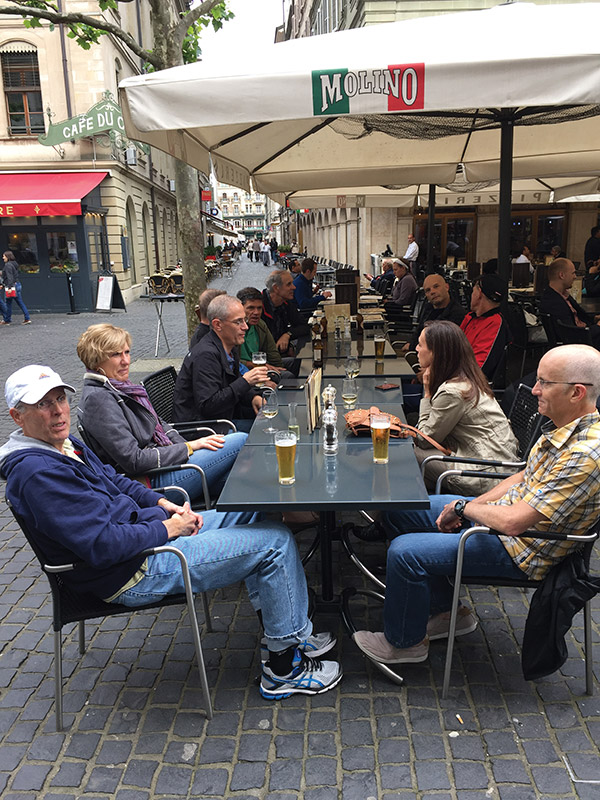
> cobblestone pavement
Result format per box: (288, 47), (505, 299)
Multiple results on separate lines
(0, 254), (599, 799)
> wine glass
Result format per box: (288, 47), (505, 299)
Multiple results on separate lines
(345, 356), (360, 379)
(261, 388), (279, 434)
(342, 378), (358, 408)
(252, 351), (267, 388)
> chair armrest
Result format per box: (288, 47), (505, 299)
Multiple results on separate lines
(460, 524), (598, 545)
(144, 463), (211, 508)
(421, 453), (525, 476)
(149, 484), (191, 506)
(173, 419), (237, 435)
(433, 469), (517, 494)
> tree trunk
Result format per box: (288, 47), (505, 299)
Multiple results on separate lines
(175, 159), (207, 337)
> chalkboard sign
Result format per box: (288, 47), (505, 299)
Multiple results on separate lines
(95, 274), (126, 312)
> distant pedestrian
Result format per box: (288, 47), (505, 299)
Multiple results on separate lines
(261, 240), (270, 266)
(252, 239), (261, 262)
(1, 251), (30, 325)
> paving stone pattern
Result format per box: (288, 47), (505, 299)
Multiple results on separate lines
(0, 254), (599, 798)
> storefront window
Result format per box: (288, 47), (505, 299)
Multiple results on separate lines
(46, 232), (80, 273)
(414, 213), (475, 265)
(510, 211), (566, 259)
(6, 231), (39, 274)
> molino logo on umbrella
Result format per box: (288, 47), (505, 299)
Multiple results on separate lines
(312, 64), (425, 116)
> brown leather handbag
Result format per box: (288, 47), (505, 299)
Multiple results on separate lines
(344, 406), (451, 455)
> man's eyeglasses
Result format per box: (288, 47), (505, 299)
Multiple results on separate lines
(535, 377), (593, 388)
(35, 394), (70, 411)
(225, 317), (247, 327)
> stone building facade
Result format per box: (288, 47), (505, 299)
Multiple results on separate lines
(0, 0), (184, 312)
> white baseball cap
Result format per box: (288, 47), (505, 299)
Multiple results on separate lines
(5, 365), (75, 409)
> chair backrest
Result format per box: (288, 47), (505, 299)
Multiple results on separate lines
(147, 275), (170, 295)
(141, 366), (178, 423)
(169, 274), (184, 293)
(540, 313), (560, 347)
(504, 302), (528, 349)
(556, 319), (593, 346)
(507, 383), (543, 459)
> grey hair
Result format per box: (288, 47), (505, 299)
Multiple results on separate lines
(556, 345), (600, 402)
(266, 269), (288, 293)
(392, 258), (408, 269)
(207, 294), (242, 324)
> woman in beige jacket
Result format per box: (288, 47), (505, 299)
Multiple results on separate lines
(415, 320), (518, 495)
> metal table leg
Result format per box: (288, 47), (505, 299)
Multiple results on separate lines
(153, 299), (170, 357)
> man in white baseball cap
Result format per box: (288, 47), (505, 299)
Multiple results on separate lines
(5, 364), (75, 410)
(0, 365), (341, 700)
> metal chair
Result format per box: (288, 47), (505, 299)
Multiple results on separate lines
(505, 302), (548, 379)
(169, 273), (184, 293)
(540, 313), (561, 347)
(556, 319), (594, 346)
(141, 366), (237, 435)
(441, 520), (599, 698)
(147, 274), (171, 295)
(9, 501), (213, 730)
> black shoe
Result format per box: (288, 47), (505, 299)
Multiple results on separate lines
(346, 521), (387, 542)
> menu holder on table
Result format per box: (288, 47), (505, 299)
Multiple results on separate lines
(324, 303), (351, 328)
(305, 368), (322, 433)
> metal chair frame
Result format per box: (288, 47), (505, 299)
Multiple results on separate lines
(442, 523), (599, 698)
(9, 502), (213, 730)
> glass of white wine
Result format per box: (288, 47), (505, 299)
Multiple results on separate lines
(252, 351), (267, 388)
(342, 378), (358, 408)
(261, 387), (279, 434)
(345, 356), (360, 379)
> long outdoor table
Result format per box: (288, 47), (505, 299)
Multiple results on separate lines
(295, 337), (396, 360)
(246, 402), (406, 446)
(217, 437), (429, 605)
(298, 355), (414, 379)
(276, 376), (404, 406)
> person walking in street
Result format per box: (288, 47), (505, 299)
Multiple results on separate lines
(1, 251), (30, 325)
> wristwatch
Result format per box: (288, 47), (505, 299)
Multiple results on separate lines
(454, 499), (468, 521)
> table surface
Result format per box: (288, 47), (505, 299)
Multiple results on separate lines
(298, 355), (413, 379)
(246, 402), (406, 446)
(275, 376), (404, 406)
(217, 438), (429, 512)
(296, 337), (395, 360)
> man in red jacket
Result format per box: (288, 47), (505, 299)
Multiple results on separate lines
(460, 273), (511, 380)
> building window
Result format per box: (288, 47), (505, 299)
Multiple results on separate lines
(223, 205), (228, 214)
(221, 192), (227, 199)
(245, 204), (251, 212)
(1, 50), (44, 135)
(234, 205), (239, 214)
(233, 192), (239, 201)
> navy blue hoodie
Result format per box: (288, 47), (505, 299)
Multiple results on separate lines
(0, 433), (168, 599)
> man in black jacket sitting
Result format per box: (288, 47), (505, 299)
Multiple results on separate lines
(261, 270), (310, 357)
(173, 295), (269, 432)
(540, 258), (600, 349)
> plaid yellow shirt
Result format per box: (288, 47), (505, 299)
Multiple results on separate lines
(496, 411), (600, 580)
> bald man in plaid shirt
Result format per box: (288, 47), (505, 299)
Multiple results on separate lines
(353, 344), (600, 667)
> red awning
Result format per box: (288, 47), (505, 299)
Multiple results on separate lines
(0, 171), (108, 218)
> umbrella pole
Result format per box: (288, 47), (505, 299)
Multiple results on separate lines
(498, 116), (514, 283)
(427, 184), (436, 273)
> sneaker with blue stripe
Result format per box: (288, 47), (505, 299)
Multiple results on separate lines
(260, 632), (336, 662)
(260, 650), (342, 699)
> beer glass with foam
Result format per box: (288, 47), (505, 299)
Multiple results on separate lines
(370, 413), (390, 464)
(275, 430), (297, 485)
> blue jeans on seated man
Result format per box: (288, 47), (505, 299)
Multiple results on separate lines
(151, 431), (247, 501)
(381, 495), (525, 649)
(113, 510), (312, 652)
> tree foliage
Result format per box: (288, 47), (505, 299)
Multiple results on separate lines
(0, 0), (233, 332)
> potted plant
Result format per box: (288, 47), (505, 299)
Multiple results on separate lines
(204, 245), (217, 261)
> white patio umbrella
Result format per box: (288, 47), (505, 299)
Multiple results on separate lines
(281, 176), (597, 210)
(119, 2), (600, 270)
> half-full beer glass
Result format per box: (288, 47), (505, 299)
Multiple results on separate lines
(374, 334), (386, 363)
(275, 430), (297, 484)
(370, 413), (390, 464)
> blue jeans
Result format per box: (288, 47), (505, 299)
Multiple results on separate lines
(150, 432), (247, 501)
(5, 282), (30, 323)
(113, 510), (312, 650)
(382, 495), (524, 648)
